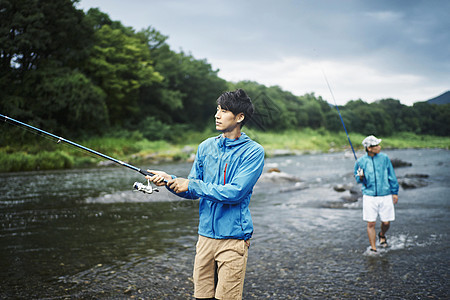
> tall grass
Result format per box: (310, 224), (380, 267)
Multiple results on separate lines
(380, 132), (450, 149)
(0, 151), (74, 172)
(0, 129), (448, 172)
(247, 129), (449, 153)
(246, 129), (366, 153)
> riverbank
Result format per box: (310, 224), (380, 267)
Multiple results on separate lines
(0, 129), (449, 172)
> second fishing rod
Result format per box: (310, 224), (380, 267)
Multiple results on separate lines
(321, 70), (366, 185)
(1, 113), (164, 194)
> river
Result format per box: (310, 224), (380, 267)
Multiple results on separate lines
(0, 149), (448, 299)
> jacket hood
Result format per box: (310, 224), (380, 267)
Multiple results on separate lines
(215, 132), (251, 148)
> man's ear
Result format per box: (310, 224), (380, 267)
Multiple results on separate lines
(236, 113), (245, 123)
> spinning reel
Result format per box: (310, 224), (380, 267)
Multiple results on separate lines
(133, 179), (159, 194)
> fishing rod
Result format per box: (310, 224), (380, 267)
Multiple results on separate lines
(1, 113), (159, 194)
(321, 70), (358, 160)
(321, 71), (366, 182)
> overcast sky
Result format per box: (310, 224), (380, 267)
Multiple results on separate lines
(77, 0), (449, 106)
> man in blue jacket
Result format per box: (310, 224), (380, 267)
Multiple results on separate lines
(354, 135), (399, 253)
(147, 89), (265, 299)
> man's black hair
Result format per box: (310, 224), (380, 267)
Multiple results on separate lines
(217, 89), (254, 127)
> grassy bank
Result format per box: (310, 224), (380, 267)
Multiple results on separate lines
(249, 129), (450, 154)
(0, 129), (449, 172)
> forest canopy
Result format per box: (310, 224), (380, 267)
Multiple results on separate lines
(1, 0), (449, 142)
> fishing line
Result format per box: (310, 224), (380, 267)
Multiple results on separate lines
(321, 69), (358, 161)
(312, 48), (358, 160)
(1, 113), (163, 194)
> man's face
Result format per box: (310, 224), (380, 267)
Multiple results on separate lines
(368, 144), (381, 155)
(215, 105), (243, 132)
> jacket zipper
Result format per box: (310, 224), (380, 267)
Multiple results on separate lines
(224, 163), (228, 185)
(371, 156), (378, 196)
(212, 142), (226, 237)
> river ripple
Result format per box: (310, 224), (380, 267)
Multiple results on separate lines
(0, 149), (448, 299)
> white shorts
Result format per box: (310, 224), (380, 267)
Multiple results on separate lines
(363, 194), (395, 222)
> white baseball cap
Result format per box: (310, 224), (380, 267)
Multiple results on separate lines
(362, 135), (382, 148)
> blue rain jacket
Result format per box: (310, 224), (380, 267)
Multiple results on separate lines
(354, 152), (399, 196)
(169, 133), (264, 240)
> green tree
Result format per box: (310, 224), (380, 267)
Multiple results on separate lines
(0, 0), (100, 137)
(303, 100), (324, 129)
(145, 30), (227, 128)
(20, 66), (108, 136)
(263, 85), (298, 129)
(136, 28), (186, 125)
(434, 104), (450, 136)
(413, 102), (450, 136)
(228, 81), (287, 130)
(324, 110), (343, 132)
(342, 100), (369, 134)
(0, 0), (92, 75)
(82, 22), (163, 125)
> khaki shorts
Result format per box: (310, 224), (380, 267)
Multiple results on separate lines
(193, 235), (250, 300)
(363, 194), (395, 222)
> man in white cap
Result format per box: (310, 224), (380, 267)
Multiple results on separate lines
(354, 135), (399, 253)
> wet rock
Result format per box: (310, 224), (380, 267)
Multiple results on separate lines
(405, 173), (429, 178)
(258, 170), (302, 183)
(333, 184), (361, 196)
(340, 186), (362, 202)
(279, 182), (308, 193)
(341, 195), (359, 203)
(322, 201), (346, 208)
(257, 168), (305, 192)
(349, 186), (361, 195)
(397, 173), (429, 189)
(334, 184), (346, 192)
(331, 184), (362, 203)
(398, 177), (428, 189)
(391, 158), (412, 168)
(334, 184), (353, 192)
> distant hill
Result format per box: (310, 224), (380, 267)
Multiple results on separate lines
(427, 91), (450, 105)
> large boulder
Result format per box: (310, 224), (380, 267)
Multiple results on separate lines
(391, 158), (412, 168)
(333, 184), (362, 203)
(398, 174), (429, 189)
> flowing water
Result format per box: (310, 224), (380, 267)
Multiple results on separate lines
(0, 149), (449, 299)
